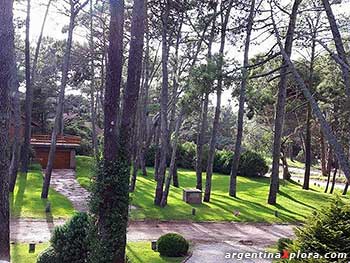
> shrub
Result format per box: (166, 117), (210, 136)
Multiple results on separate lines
(277, 237), (293, 253)
(37, 247), (58, 263)
(238, 150), (268, 177)
(289, 197), (350, 262)
(51, 212), (91, 263)
(213, 150), (233, 174)
(157, 233), (189, 257)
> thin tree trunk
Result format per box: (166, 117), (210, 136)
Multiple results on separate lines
(41, 1), (85, 198)
(21, 0), (32, 173)
(90, 0), (99, 159)
(0, 0), (14, 259)
(268, 0), (302, 205)
(330, 161), (338, 194)
(343, 182), (348, 195)
(281, 146), (291, 180)
(229, 0), (255, 197)
(195, 92), (209, 190)
(303, 103), (312, 190)
(320, 128), (327, 176)
(204, 0), (233, 202)
(9, 51), (21, 193)
(154, 0), (170, 206)
(173, 162), (179, 187)
(160, 109), (184, 207)
(321, 0), (350, 97)
(154, 124), (161, 180)
(272, 10), (350, 184)
(324, 147), (332, 193)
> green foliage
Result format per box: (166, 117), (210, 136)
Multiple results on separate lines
(157, 233), (189, 257)
(89, 159), (130, 263)
(36, 247), (58, 263)
(51, 213), (91, 263)
(277, 237), (293, 253)
(290, 197), (350, 262)
(238, 150), (269, 177)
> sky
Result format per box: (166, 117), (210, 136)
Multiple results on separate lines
(14, 0), (350, 107)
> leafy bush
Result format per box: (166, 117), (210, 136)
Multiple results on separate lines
(51, 212), (91, 263)
(37, 247), (58, 263)
(238, 150), (268, 177)
(213, 150), (233, 174)
(277, 237), (293, 253)
(157, 233), (189, 257)
(289, 197), (350, 262)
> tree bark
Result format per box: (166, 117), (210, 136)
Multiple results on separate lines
(154, 0), (170, 206)
(281, 144), (291, 180)
(9, 48), (21, 193)
(324, 147), (332, 193)
(268, 0), (302, 205)
(229, 0), (255, 197)
(195, 92), (209, 190)
(0, 0), (14, 259)
(321, 0), (350, 97)
(204, 0), (233, 202)
(21, 0), (32, 174)
(272, 10), (350, 185)
(90, 0), (99, 160)
(303, 103), (312, 190)
(330, 160), (338, 194)
(41, 1), (86, 199)
(160, 109), (184, 207)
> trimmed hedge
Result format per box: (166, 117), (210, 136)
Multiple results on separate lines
(145, 142), (268, 177)
(37, 247), (58, 263)
(157, 233), (189, 257)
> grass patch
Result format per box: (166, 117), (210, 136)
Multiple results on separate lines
(127, 242), (185, 263)
(76, 156), (348, 223)
(11, 242), (183, 263)
(10, 164), (75, 219)
(76, 155), (95, 190)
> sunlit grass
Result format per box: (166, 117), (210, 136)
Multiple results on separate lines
(10, 164), (75, 219)
(76, 156), (348, 223)
(11, 242), (184, 263)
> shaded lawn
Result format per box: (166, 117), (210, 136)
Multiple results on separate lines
(76, 156), (348, 223)
(11, 242), (183, 263)
(10, 164), (75, 219)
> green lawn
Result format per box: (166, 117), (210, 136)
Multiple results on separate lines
(76, 156), (347, 223)
(11, 242), (184, 263)
(10, 164), (75, 219)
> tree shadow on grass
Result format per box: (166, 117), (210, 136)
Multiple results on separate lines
(278, 190), (317, 210)
(12, 172), (28, 218)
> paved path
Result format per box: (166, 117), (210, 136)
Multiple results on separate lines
(50, 169), (89, 212)
(10, 219), (295, 262)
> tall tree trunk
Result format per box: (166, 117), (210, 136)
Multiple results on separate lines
(21, 0), (32, 173)
(195, 92), (209, 190)
(320, 128), (327, 176)
(204, 0), (233, 202)
(272, 11), (350, 185)
(268, 0), (302, 205)
(303, 103), (312, 190)
(330, 160), (338, 194)
(41, 1), (85, 198)
(343, 182), (348, 195)
(229, 0), (255, 197)
(90, 0), (99, 159)
(324, 147), (332, 193)
(281, 145), (291, 180)
(160, 109), (184, 207)
(154, 0), (170, 206)
(321, 0), (350, 97)
(154, 124), (161, 180)
(0, 0), (14, 259)
(9, 50), (21, 193)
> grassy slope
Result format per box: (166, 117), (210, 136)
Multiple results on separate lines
(11, 242), (183, 263)
(10, 164), (75, 219)
(76, 156), (347, 223)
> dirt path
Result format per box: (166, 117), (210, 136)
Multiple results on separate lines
(10, 218), (295, 244)
(50, 169), (89, 212)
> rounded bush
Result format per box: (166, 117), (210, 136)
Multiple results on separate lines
(157, 233), (189, 257)
(277, 237), (293, 253)
(51, 212), (91, 263)
(238, 150), (268, 177)
(37, 247), (58, 263)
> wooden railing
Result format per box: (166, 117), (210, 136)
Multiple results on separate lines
(31, 134), (81, 145)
